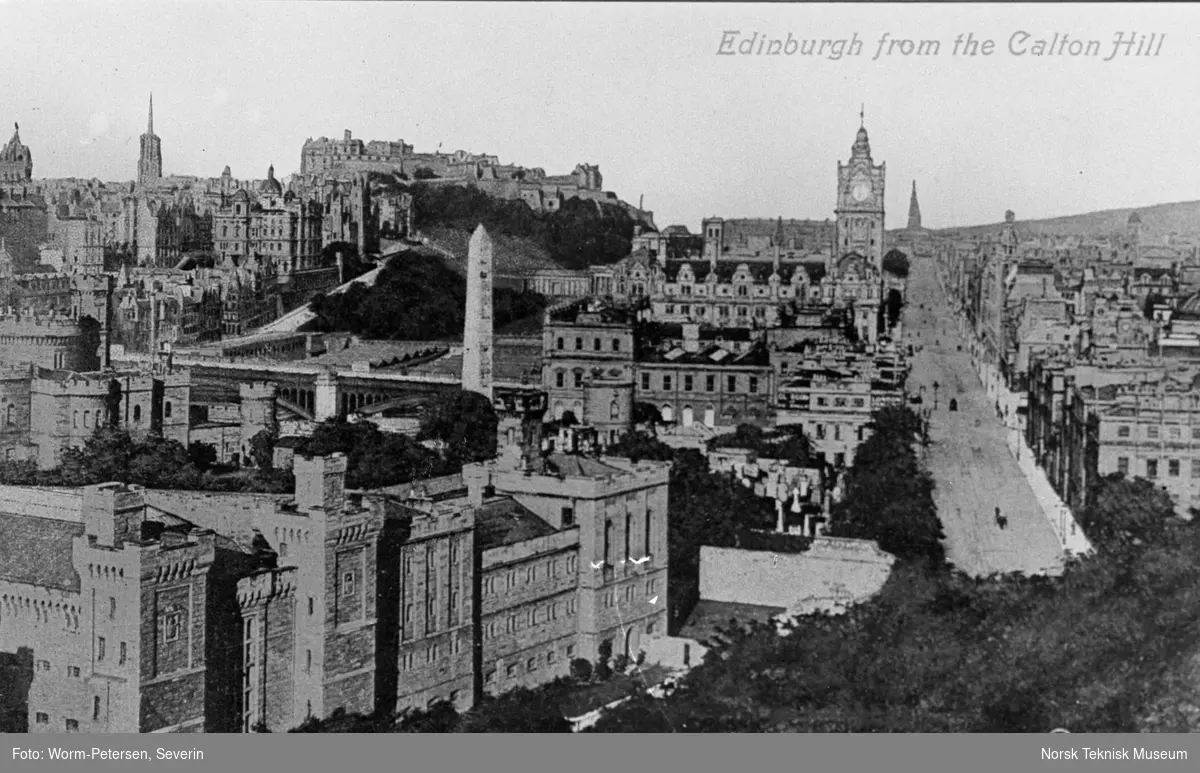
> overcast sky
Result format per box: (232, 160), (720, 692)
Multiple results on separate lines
(1, 1), (1195, 231)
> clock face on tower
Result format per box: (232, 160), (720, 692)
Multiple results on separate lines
(850, 179), (872, 203)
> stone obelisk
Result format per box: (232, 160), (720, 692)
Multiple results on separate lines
(461, 224), (494, 399)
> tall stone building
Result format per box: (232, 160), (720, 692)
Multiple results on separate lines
(835, 115), (886, 272)
(907, 180), (922, 231)
(0, 123), (32, 184)
(461, 225), (494, 400)
(137, 95), (162, 187)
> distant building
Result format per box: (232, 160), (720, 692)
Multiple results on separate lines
(0, 123), (32, 184)
(137, 96), (162, 187)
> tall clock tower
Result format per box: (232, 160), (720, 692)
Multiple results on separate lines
(835, 116), (886, 271)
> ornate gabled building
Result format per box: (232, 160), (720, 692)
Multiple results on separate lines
(211, 167), (323, 274)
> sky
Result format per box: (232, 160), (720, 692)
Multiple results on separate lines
(0, 1), (1197, 231)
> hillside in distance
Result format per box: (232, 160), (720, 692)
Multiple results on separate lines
(420, 225), (559, 276)
(929, 199), (1200, 240)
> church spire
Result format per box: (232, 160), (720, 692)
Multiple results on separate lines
(148, 93), (154, 135)
(907, 180), (922, 230)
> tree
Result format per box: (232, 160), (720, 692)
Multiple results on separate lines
(248, 429), (277, 470)
(320, 241), (371, 282)
(707, 423), (814, 468)
(632, 402), (661, 427)
(883, 249), (910, 278)
(297, 419), (451, 489)
(570, 658), (593, 681)
(456, 686), (572, 733)
(887, 288), (905, 327)
(827, 406), (944, 566)
(187, 442), (218, 471)
(417, 389), (498, 466)
(1077, 473), (1175, 553)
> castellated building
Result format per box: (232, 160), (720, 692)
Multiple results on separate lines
(0, 363), (191, 469)
(0, 410), (671, 732)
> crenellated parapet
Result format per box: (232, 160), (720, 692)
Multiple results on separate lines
(237, 566), (298, 610)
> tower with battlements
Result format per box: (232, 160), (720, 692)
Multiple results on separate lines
(137, 95), (162, 186)
(461, 224), (494, 399)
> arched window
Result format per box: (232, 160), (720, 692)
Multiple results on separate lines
(660, 404), (674, 423)
(133, 405), (141, 423)
(554, 401), (565, 421)
(682, 406), (694, 427)
(5, 404), (13, 426)
(610, 401), (620, 420)
(83, 411), (90, 428)
(704, 405), (716, 427)
(73, 411), (79, 428)
(164, 401), (173, 418)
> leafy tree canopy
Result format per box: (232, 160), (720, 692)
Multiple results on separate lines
(295, 419), (452, 490)
(417, 389), (498, 467)
(883, 249), (910, 277)
(0, 427), (293, 493)
(307, 251), (547, 339)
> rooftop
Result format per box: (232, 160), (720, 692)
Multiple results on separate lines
(639, 341), (772, 368)
(676, 599), (787, 644)
(0, 513), (84, 592)
(474, 496), (557, 551)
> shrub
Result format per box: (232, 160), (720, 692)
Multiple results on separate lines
(569, 658), (593, 681)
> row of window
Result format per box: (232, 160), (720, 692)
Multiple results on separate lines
(556, 336), (623, 353)
(34, 641), (129, 674)
(662, 304), (769, 319)
(662, 284), (765, 297)
(602, 580), (658, 608)
(486, 644), (577, 684)
(1117, 456), (1200, 479)
(482, 555), (578, 596)
(1115, 424), (1200, 441)
(484, 598), (578, 640)
(72, 402), (167, 428)
(36, 714), (90, 731)
(640, 373), (760, 394)
(399, 636), (467, 670)
(812, 423), (866, 443)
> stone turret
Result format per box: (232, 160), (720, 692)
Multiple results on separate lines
(293, 453), (347, 513)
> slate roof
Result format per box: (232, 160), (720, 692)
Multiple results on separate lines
(0, 513), (85, 592)
(676, 599), (786, 644)
(475, 496), (557, 551)
(540, 453), (626, 479)
(640, 342), (772, 368)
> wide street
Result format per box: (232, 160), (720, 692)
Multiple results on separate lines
(900, 256), (1065, 577)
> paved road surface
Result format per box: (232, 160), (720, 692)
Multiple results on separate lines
(902, 257), (1065, 577)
